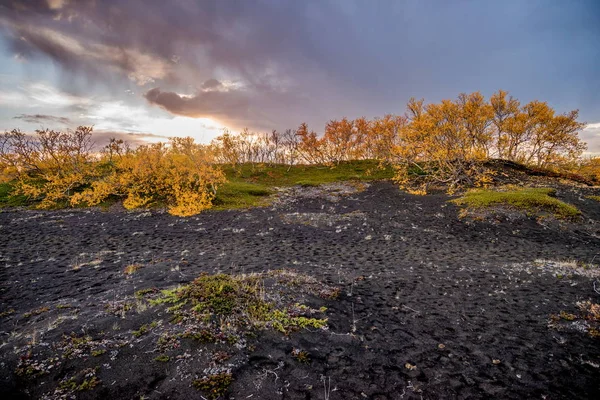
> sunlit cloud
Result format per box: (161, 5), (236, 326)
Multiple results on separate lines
(83, 100), (224, 144)
(23, 82), (90, 108)
(582, 123), (600, 155)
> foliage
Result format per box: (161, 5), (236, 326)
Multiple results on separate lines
(0, 126), (97, 208)
(192, 372), (233, 399)
(206, 90), (585, 194)
(392, 91), (586, 194)
(71, 137), (226, 216)
(1, 89), (588, 210)
(0, 130), (226, 216)
(550, 301), (600, 339)
(141, 271), (333, 348)
(124, 264), (143, 275)
(451, 186), (581, 219)
(577, 156), (600, 184)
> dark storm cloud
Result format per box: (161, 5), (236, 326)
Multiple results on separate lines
(0, 0), (599, 132)
(13, 114), (71, 125)
(143, 85), (304, 129)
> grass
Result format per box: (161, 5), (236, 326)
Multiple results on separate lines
(451, 186), (580, 219)
(587, 195), (600, 202)
(214, 160), (393, 209)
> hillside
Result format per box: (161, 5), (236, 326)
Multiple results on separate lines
(1, 174), (599, 399)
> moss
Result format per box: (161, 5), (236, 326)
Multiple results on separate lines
(192, 373), (233, 399)
(148, 288), (184, 306)
(135, 288), (158, 299)
(0, 308), (15, 318)
(587, 195), (600, 202)
(451, 186), (580, 219)
(154, 354), (170, 362)
(132, 321), (158, 337)
(269, 310), (328, 334)
(146, 272), (332, 342)
(91, 349), (106, 356)
(23, 306), (50, 318)
(58, 369), (101, 392)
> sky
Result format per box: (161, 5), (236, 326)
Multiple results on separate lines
(0, 0), (599, 152)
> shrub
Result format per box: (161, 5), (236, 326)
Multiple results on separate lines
(71, 137), (226, 216)
(0, 126), (97, 208)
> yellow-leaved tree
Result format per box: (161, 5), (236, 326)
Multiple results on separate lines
(0, 126), (98, 208)
(71, 137), (225, 216)
(391, 91), (586, 194)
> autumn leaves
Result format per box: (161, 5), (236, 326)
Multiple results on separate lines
(0, 90), (592, 215)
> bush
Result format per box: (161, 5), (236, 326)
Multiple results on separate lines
(0, 128), (226, 216)
(0, 126), (97, 208)
(72, 137), (225, 216)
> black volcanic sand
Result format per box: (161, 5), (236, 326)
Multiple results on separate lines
(1, 181), (600, 399)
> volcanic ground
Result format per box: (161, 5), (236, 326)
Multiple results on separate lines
(1, 181), (600, 399)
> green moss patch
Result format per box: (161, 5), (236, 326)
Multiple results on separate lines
(145, 271), (334, 339)
(451, 186), (580, 219)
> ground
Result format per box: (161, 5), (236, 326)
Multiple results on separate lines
(1, 180), (600, 399)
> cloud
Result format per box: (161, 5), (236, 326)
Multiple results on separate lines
(0, 0), (598, 138)
(13, 113), (71, 124)
(582, 122), (600, 155)
(202, 79), (223, 90)
(90, 130), (171, 149)
(144, 87), (250, 121)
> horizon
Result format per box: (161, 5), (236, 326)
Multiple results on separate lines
(0, 0), (599, 154)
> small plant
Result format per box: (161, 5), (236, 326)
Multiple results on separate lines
(135, 288), (158, 299)
(586, 195), (600, 202)
(559, 311), (577, 321)
(154, 354), (170, 362)
(192, 372), (233, 399)
(23, 306), (50, 318)
(550, 301), (600, 339)
(132, 321), (158, 337)
(212, 351), (231, 363)
(0, 308), (15, 318)
(91, 349), (106, 357)
(292, 348), (310, 364)
(58, 368), (101, 392)
(124, 264), (143, 275)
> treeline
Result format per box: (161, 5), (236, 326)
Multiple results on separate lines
(0, 90), (597, 215)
